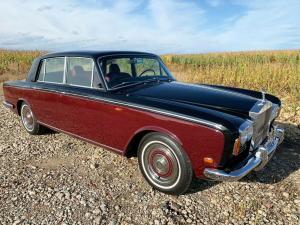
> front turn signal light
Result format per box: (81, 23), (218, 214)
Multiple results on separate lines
(203, 157), (214, 165)
(233, 138), (241, 156)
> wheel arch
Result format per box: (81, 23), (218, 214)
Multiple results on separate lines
(16, 98), (34, 116)
(124, 126), (183, 158)
(16, 99), (25, 115)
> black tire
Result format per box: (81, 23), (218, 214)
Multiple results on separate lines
(137, 132), (193, 195)
(20, 102), (43, 135)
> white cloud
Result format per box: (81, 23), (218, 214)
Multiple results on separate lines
(218, 0), (300, 51)
(0, 0), (299, 53)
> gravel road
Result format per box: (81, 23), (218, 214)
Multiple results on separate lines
(0, 93), (299, 225)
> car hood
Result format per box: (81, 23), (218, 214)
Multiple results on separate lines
(127, 81), (258, 116)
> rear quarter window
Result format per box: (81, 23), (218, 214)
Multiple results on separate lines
(36, 60), (46, 81)
(44, 57), (65, 83)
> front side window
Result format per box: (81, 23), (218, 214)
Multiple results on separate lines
(99, 55), (173, 88)
(44, 57), (65, 83)
(66, 57), (93, 87)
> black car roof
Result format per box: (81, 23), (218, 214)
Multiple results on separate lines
(39, 50), (157, 59)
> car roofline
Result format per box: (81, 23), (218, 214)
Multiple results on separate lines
(38, 51), (158, 60)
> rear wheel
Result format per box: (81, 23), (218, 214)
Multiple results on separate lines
(20, 102), (43, 135)
(138, 132), (193, 195)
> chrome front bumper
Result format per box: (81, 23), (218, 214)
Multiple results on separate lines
(204, 127), (284, 182)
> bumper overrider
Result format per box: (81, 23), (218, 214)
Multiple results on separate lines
(204, 127), (284, 181)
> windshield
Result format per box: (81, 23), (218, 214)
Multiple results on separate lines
(98, 55), (174, 89)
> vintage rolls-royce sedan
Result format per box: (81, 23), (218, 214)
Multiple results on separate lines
(3, 51), (284, 195)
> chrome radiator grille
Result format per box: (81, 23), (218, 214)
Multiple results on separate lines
(250, 101), (273, 148)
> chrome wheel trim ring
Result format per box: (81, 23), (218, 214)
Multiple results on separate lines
(141, 140), (181, 190)
(21, 104), (34, 132)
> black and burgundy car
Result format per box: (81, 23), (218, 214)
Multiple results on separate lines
(2, 51), (284, 195)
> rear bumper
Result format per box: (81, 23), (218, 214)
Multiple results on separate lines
(2, 101), (14, 110)
(204, 127), (284, 181)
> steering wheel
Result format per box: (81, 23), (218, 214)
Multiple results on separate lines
(138, 68), (156, 77)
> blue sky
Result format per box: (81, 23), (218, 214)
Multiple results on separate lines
(0, 0), (299, 54)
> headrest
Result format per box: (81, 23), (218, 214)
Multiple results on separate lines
(109, 64), (120, 73)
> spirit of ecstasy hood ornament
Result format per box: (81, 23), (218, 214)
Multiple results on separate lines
(261, 90), (266, 102)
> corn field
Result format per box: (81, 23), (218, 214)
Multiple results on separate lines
(0, 49), (299, 123)
(0, 50), (44, 82)
(161, 50), (300, 101)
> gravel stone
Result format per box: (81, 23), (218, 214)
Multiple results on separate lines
(0, 93), (299, 225)
(93, 208), (101, 215)
(282, 192), (289, 198)
(100, 203), (107, 212)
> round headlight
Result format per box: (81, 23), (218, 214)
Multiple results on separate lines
(239, 120), (253, 145)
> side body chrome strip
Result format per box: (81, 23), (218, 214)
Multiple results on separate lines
(4, 84), (226, 131)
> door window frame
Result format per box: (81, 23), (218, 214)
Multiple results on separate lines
(36, 56), (105, 90)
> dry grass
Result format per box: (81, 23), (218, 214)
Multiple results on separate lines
(0, 49), (299, 124)
(161, 50), (300, 100)
(0, 50), (44, 83)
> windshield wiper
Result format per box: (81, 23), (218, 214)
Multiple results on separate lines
(143, 77), (172, 84)
(111, 77), (172, 89)
(111, 81), (144, 89)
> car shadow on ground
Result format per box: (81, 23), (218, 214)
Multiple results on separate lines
(244, 121), (300, 184)
(186, 122), (300, 194)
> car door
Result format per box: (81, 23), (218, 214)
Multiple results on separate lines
(58, 57), (114, 146)
(32, 57), (68, 129)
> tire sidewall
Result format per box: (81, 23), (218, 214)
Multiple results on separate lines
(138, 132), (193, 195)
(20, 102), (40, 135)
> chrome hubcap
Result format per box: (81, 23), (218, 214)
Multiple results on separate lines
(151, 152), (172, 177)
(21, 105), (34, 131)
(142, 141), (180, 188)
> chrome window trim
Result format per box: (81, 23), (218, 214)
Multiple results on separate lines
(91, 61), (95, 87)
(43, 59), (46, 82)
(8, 84), (225, 131)
(35, 80), (104, 91)
(63, 57), (67, 84)
(36, 59), (46, 82)
(65, 83), (100, 90)
(96, 54), (174, 91)
(37, 56), (105, 91)
(36, 80), (66, 85)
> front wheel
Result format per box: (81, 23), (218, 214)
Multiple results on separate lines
(20, 102), (43, 135)
(138, 132), (193, 195)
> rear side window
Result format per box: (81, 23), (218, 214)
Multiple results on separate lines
(44, 57), (65, 83)
(37, 60), (46, 81)
(66, 57), (93, 87)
